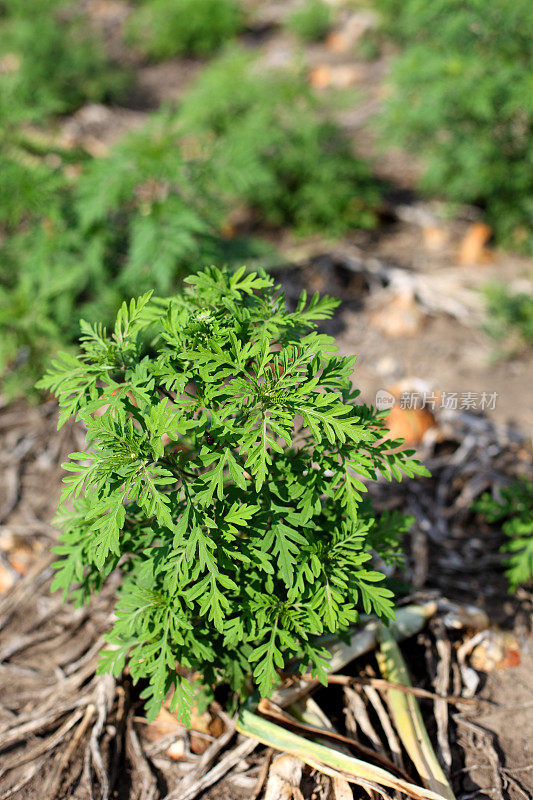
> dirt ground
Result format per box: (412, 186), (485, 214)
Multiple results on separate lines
(294, 224), (533, 434)
(1, 2), (532, 798)
(457, 650), (533, 799)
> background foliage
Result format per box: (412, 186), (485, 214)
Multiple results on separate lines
(483, 283), (533, 350)
(474, 479), (533, 591)
(177, 49), (380, 234)
(285, 0), (332, 43)
(0, 0), (130, 117)
(378, 0), (533, 253)
(126, 0), (244, 60)
(0, 41), (381, 399)
(1, 0), (531, 406)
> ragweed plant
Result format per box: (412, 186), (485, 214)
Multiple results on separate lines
(39, 267), (429, 723)
(377, 0), (533, 252)
(473, 478), (533, 591)
(177, 49), (381, 234)
(285, 0), (332, 42)
(126, 0), (244, 60)
(1, 49), (380, 399)
(483, 283), (533, 350)
(0, 0), (130, 118)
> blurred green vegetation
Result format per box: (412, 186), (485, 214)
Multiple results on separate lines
(1, 0), (532, 401)
(177, 49), (380, 234)
(285, 0), (332, 42)
(0, 0), (130, 117)
(483, 283), (533, 351)
(0, 25), (381, 398)
(473, 479), (533, 591)
(126, 0), (244, 60)
(377, 0), (533, 253)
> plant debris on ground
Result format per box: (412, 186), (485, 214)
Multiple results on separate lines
(0, 294), (531, 799)
(0, 1), (532, 798)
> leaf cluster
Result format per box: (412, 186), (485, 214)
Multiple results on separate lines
(177, 48), (381, 234)
(473, 478), (533, 591)
(285, 0), (332, 43)
(1, 50), (381, 399)
(483, 283), (533, 349)
(0, 0), (131, 398)
(40, 266), (429, 723)
(377, 0), (533, 252)
(126, 0), (244, 60)
(0, 0), (130, 119)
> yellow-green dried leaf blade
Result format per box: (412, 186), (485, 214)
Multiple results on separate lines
(376, 626), (456, 800)
(236, 708), (449, 800)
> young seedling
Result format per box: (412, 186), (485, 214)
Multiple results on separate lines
(473, 478), (533, 591)
(39, 266), (429, 723)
